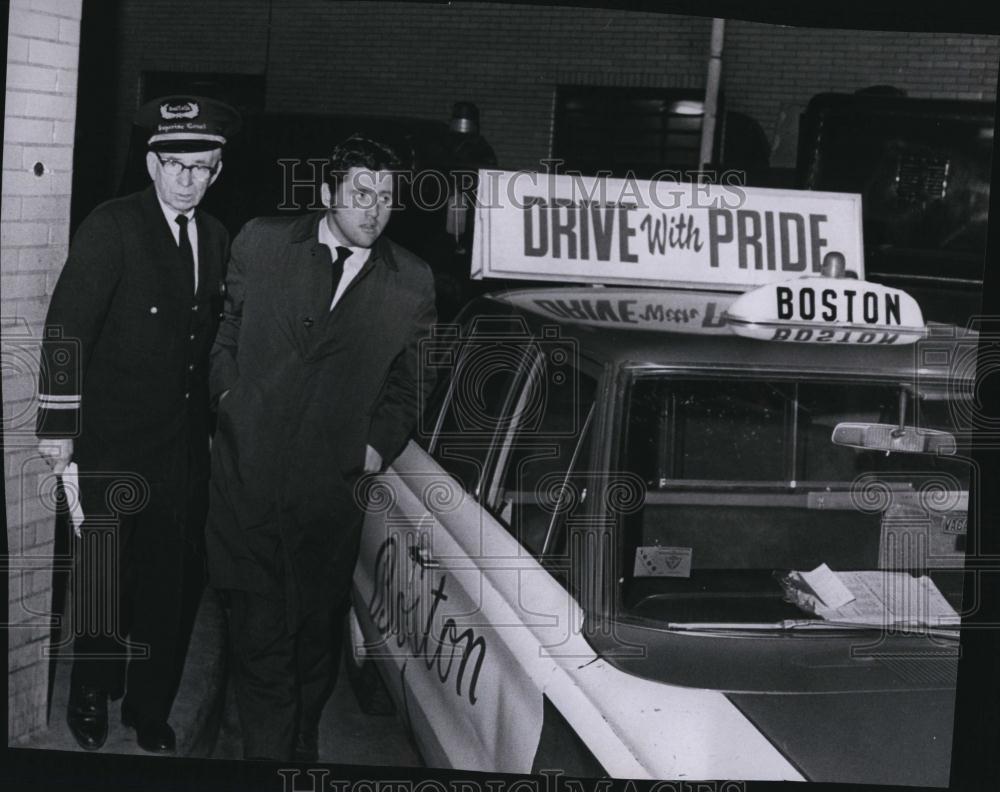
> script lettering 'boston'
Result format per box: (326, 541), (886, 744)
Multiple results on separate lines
(368, 536), (486, 705)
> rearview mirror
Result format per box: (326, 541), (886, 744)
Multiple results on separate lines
(831, 422), (957, 455)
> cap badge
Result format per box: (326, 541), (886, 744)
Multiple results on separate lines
(160, 101), (200, 120)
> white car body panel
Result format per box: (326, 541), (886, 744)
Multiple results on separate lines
(354, 443), (803, 780)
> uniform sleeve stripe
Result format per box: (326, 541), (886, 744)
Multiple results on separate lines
(38, 402), (80, 410)
(39, 395), (81, 404)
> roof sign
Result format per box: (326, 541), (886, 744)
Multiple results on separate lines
(724, 277), (926, 344)
(498, 289), (737, 334)
(472, 170), (865, 290)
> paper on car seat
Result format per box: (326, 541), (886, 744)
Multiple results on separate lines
(796, 563), (856, 609)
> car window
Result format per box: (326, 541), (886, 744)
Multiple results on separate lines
(619, 374), (970, 627)
(625, 378), (969, 486)
(429, 317), (535, 498)
(414, 328), (458, 451)
(489, 356), (598, 559)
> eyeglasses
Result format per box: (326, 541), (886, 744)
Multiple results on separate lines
(154, 153), (220, 182)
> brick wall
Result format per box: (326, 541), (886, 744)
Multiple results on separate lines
(3, 0), (82, 744)
(264, 3), (711, 169)
(105, 1), (997, 184)
(109, 0), (710, 177)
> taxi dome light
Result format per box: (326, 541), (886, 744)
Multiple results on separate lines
(820, 251), (852, 279)
(724, 276), (926, 345)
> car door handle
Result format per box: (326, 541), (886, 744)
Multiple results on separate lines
(408, 545), (440, 569)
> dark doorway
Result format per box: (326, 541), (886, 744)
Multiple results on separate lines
(69, 0), (121, 233)
(552, 86), (711, 178)
(551, 85), (770, 183)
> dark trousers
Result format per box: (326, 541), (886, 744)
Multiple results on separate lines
(227, 586), (350, 760)
(70, 472), (207, 725)
(223, 499), (363, 761)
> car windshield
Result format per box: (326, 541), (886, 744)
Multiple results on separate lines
(618, 374), (969, 631)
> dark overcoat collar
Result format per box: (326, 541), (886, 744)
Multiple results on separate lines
(289, 211), (400, 272)
(280, 211), (402, 358)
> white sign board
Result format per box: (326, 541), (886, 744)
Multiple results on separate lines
(472, 170), (865, 290)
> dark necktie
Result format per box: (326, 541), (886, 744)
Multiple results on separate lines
(175, 214), (196, 293)
(330, 245), (353, 309)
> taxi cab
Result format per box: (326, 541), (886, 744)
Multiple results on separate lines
(346, 173), (973, 785)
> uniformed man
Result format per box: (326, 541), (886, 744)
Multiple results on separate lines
(36, 95), (240, 754)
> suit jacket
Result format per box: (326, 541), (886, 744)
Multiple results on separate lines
(36, 186), (229, 509)
(206, 211), (437, 595)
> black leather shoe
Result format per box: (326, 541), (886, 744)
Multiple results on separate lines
(121, 707), (176, 754)
(293, 728), (319, 763)
(67, 685), (108, 751)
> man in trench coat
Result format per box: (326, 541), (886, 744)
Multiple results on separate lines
(36, 95), (240, 753)
(206, 134), (437, 761)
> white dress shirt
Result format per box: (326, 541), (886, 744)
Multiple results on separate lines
(156, 195), (199, 293)
(318, 214), (371, 309)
